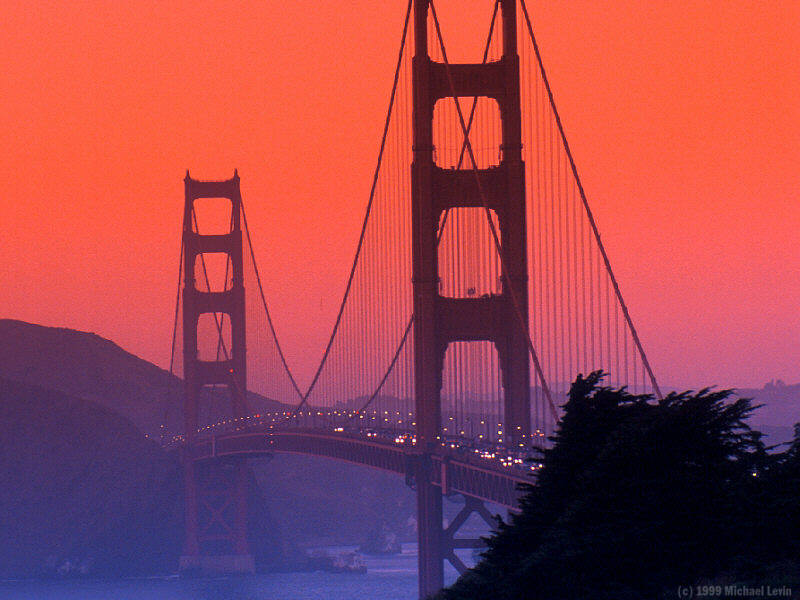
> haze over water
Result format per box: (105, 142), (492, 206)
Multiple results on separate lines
(0, 545), (464, 600)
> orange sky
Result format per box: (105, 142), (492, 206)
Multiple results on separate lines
(1, 1), (797, 389)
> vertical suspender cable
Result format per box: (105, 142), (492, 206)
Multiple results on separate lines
(288, 0), (413, 417)
(519, 0), (661, 398)
(350, 0), (500, 421)
(241, 200), (304, 400)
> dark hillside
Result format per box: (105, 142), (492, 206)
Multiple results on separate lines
(0, 377), (182, 577)
(0, 377), (291, 577)
(0, 319), (285, 437)
(253, 454), (417, 547)
(739, 380), (800, 444)
(0, 320), (419, 553)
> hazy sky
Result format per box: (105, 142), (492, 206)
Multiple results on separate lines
(1, 1), (797, 389)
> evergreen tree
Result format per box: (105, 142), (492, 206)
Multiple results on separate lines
(435, 372), (798, 600)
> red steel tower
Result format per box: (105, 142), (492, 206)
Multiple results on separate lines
(411, 0), (531, 594)
(180, 171), (254, 574)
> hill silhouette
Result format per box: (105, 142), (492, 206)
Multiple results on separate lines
(0, 319), (286, 438)
(0, 377), (182, 576)
(0, 320), (419, 554)
(0, 376), (304, 577)
(739, 380), (800, 444)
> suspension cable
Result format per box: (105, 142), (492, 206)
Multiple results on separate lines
(164, 234), (184, 442)
(168, 242), (184, 379)
(351, 316), (414, 418)
(518, 0), (662, 398)
(241, 198), (305, 400)
(287, 0), (414, 418)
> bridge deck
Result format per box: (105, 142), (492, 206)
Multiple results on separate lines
(186, 429), (534, 509)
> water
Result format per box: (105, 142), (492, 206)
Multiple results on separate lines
(0, 545), (468, 600)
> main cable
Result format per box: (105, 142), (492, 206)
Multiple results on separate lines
(164, 233), (184, 442)
(287, 0), (414, 418)
(241, 198), (305, 401)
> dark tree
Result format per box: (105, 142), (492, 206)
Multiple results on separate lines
(435, 372), (799, 600)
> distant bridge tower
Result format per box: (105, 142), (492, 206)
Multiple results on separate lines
(180, 171), (254, 574)
(411, 0), (530, 595)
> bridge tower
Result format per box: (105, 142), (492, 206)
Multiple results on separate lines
(411, 0), (530, 595)
(179, 171), (254, 574)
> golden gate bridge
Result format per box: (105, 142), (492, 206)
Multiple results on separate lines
(165, 1), (661, 597)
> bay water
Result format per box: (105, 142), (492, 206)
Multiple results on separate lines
(0, 544), (470, 600)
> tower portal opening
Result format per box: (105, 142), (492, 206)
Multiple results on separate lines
(194, 252), (233, 292)
(196, 312), (233, 363)
(437, 207), (502, 299)
(441, 340), (504, 444)
(425, 1), (504, 64)
(192, 197), (233, 235)
(433, 97), (501, 170)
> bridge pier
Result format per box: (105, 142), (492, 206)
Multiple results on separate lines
(442, 496), (495, 575)
(179, 553), (255, 576)
(179, 457), (254, 576)
(413, 453), (498, 598)
(415, 455), (445, 595)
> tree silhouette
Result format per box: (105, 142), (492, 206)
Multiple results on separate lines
(435, 372), (799, 600)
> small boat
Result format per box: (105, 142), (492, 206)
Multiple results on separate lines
(331, 552), (367, 574)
